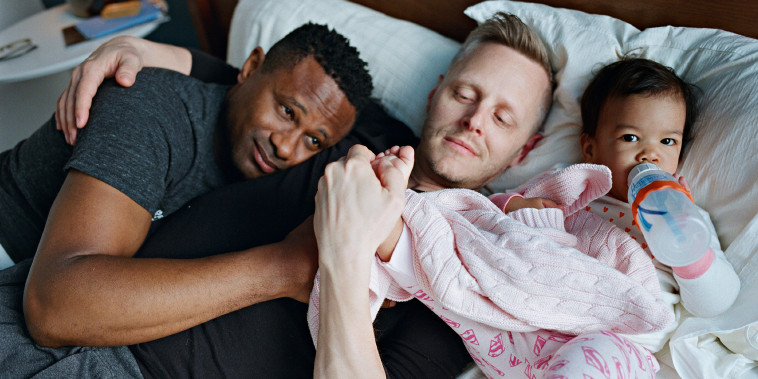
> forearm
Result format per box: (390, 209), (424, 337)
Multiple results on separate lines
(130, 36), (192, 75)
(489, 192), (522, 212)
(311, 144), (412, 377)
(314, 267), (385, 378)
(376, 218), (404, 261)
(187, 47), (240, 84)
(24, 241), (308, 347)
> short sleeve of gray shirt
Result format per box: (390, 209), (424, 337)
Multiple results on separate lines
(66, 68), (230, 218)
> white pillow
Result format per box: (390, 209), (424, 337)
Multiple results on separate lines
(228, 0), (758, 250)
(227, 0), (460, 134)
(466, 1), (758, 250)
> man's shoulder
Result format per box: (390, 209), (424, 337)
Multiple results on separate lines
(69, 68), (227, 216)
(113, 67), (227, 98)
(88, 68), (227, 135)
(79, 68), (225, 158)
(93, 68), (227, 107)
(135, 67), (203, 86)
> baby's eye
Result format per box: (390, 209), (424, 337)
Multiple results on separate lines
(621, 134), (638, 142)
(661, 138), (676, 146)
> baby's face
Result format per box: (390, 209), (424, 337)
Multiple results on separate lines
(580, 93), (686, 202)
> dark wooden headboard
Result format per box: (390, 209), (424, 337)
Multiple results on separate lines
(185, 0), (758, 60)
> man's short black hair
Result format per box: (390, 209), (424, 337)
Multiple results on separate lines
(262, 23), (373, 113)
(580, 58), (699, 157)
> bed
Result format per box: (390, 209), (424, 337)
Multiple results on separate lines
(185, 0), (758, 377)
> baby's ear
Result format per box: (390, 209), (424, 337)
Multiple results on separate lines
(579, 133), (595, 163)
(509, 133), (543, 167)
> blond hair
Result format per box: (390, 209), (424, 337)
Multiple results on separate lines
(451, 12), (554, 130)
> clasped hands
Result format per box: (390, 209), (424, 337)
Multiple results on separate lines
(314, 145), (414, 279)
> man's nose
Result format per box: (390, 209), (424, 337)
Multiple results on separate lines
(270, 131), (298, 160)
(460, 105), (484, 135)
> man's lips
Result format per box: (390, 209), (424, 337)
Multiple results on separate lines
(252, 141), (278, 173)
(444, 136), (477, 156)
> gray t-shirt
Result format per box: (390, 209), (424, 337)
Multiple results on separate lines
(0, 68), (231, 262)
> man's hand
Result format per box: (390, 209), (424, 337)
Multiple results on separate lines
(504, 196), (560, 213)
(675, 174), (692, 194)
(314, 144), (413, 274)
(57, 36), (145, 144)
(55, 36), (191, 145)
(313, 144), (413, 379)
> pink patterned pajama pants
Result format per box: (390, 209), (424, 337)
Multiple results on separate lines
(463, 327), (658, 378)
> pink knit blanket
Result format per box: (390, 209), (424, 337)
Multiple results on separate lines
(307, 164), (675, 345)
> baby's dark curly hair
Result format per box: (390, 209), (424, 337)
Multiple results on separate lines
(261, 23), (373, 113)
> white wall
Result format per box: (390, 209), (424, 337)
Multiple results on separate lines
(0, 71), (71, 151)
(0, 0), (65, 152)
(0, 0), (43, 31)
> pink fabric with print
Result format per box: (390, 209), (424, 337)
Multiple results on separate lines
(307, 164), (674, 376)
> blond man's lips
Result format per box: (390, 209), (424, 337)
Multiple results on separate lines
(444, 136), (477, 156)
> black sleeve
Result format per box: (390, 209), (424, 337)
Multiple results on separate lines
(187, 48), (239, 85)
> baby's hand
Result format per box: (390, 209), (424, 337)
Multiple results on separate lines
(674, 174), (692, 194)
(504, 196), (559, 213)
(372, 146), (402, 165)
(371, 146), (413, 185)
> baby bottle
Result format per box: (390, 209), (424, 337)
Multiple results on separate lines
(627, 163), (710, 266)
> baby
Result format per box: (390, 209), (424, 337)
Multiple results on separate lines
(495, 58), (741, 356)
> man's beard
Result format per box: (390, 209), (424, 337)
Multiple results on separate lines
(426, 155), (505, 191)
(426, 157), (475, 189)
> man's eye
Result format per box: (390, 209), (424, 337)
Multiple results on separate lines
(493, 112), (513, 127)
(493, 114), (506, 127)
(281, 105), (294, 119)
(453, 89), (475, 102)
(621, 134), (638, 142)
(661, 138), (676, 146)
(308, 136), (322, 148)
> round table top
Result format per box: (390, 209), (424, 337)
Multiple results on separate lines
(0, 3), (162, 83)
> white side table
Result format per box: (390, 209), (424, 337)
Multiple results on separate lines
(0, 3), (163, 151)
(0, 2), (163, 83)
